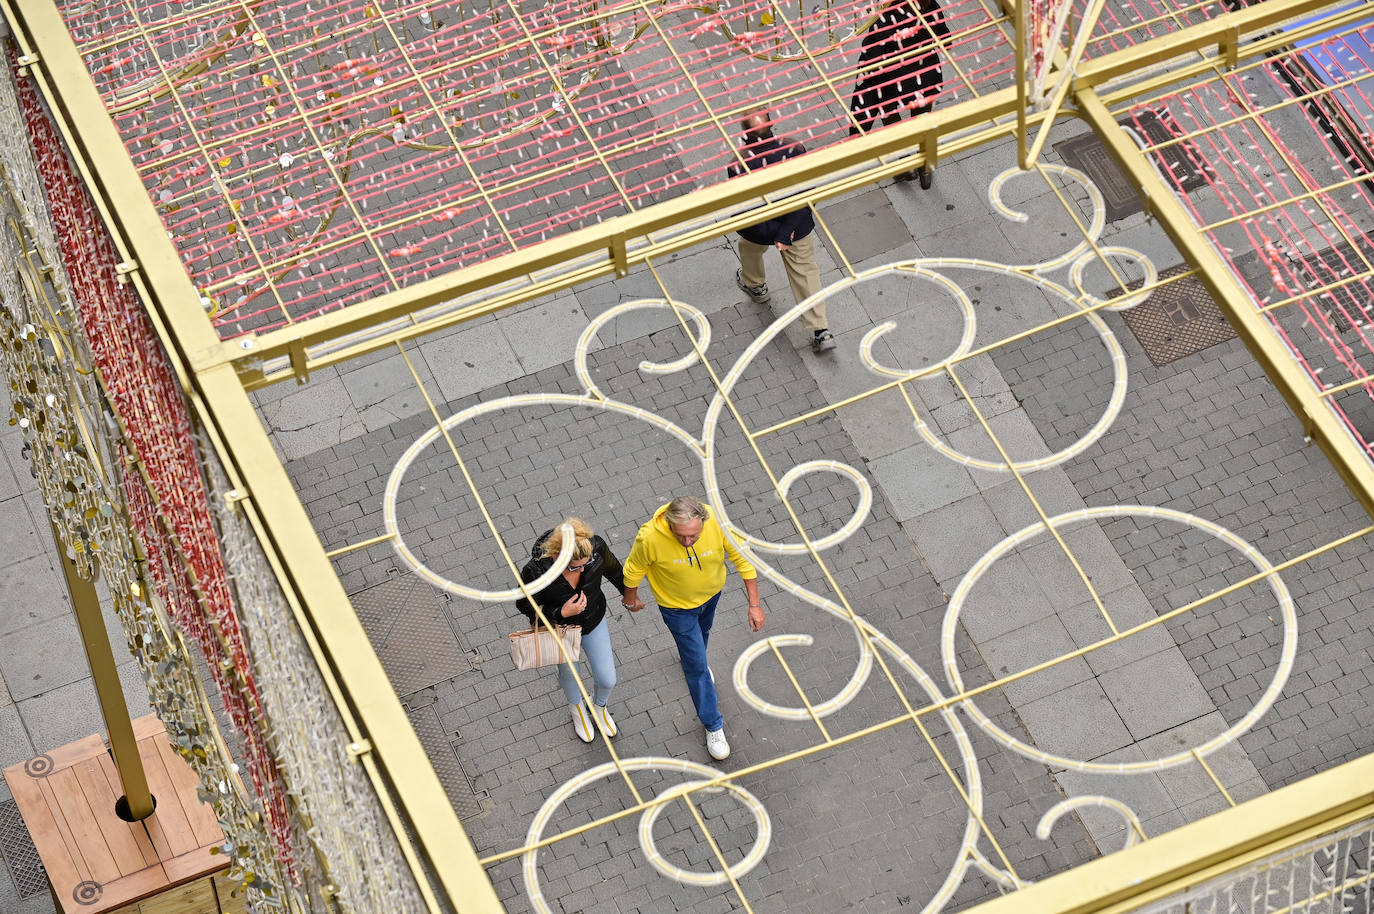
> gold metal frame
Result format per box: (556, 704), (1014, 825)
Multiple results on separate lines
(2, 0), (1370, 909)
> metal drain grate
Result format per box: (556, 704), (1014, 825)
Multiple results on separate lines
(0, 799), (48, 898)
(406, 705), (486, 820)
(1054, 110), (1210, 223)
(1114, 263), (1238, 366)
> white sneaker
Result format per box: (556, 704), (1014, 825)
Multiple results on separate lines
(593, 703), (617, 738)
(706, 727), (730, 760)
(570, 703), (594, 743)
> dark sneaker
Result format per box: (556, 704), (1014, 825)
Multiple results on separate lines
(736, 268), (770, 304)
(812, 330), (837, 353)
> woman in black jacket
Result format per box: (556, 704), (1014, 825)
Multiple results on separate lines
(515, 518), (626, 743)
(848, 0), (950, 187)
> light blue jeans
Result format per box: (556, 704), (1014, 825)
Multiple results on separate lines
(558, 619), (616, 707)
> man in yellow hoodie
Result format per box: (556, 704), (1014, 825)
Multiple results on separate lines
(622, 495), (765, 761)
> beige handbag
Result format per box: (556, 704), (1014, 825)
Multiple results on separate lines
(509, 621), (582, 670)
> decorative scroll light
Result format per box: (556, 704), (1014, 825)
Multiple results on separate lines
(379, 164), (1296, 913)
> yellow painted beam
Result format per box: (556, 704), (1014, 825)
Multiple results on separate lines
(1076, 87), (1374, 521)
(964, 752), (1374, 914)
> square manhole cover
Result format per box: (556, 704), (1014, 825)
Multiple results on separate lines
(406, 705), (485, 821)
(1114, 263), (1238, 366)
(0, 799), (47, 898)
(350, 573), (473, 696)
(1055, 109), (1211, 223)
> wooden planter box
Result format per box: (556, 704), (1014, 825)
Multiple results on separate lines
(3, 716), (248, 914)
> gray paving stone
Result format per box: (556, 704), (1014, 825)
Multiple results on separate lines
(1132, 712), (1264, 808)
(905, 493), (1009, 588)
(869, 442), (979, 521)
(1058, 588), (1176, 676)
(338, 347), (435, 433)
(833, 387), (920, 462)
(256, 371), (365, 461)
(14, 676), (107, 755)
(421, 320), (524, 404)
(0, 554), (66, 637)
(976, 614), (1096, 705)
(497, 293), (594, 377)
(1098, 650), (1215, 741)
(954, 552), (1059, 643)
(0, 613), (88, 702)
(1015, 678), (1135, 764)
(0, 494), (48, 568)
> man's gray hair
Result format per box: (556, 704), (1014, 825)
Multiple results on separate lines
(665, 495), (709, 526)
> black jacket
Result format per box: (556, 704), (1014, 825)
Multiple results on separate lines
(514, 532), (626, 636)
(727, 135), (815, 247)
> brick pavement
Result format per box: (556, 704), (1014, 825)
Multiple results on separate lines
(270, 135), (1374, 911)
(287, 297), (1101, 913)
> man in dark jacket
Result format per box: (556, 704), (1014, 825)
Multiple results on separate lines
(727, 109), (835, 353)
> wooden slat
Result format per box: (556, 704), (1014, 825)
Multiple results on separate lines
(39, 771), (94, 884)
(136, 737), (196, 858)
(153, 738), (220, 848)
(94, 754), (161, 869)
(3, 764), (85, 898)
(136, 876), (219, 914)
(72, 758), (149, 877)
(47, 767), (122, 886)
(130, 716), (167, 742)
(83, 862), (176, 913)
(162, 846), (224, 885)
(45, 733), (107, 771)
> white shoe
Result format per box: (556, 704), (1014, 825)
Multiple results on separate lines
(706, 727), (730, 760)
(593, 703), (617, 738)
(571, 703), (594, 743)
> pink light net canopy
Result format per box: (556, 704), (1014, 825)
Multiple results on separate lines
(62, 0), (1314, 341)
(1123, 10), (1374, 458)
(65, 0), (1003, 337)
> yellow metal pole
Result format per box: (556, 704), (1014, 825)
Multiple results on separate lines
(50, 522), (155, 820)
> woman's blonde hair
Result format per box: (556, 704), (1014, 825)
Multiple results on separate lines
(540, 517), (594, 561)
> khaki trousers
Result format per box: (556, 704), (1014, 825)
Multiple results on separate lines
(738, 233), (827, 332)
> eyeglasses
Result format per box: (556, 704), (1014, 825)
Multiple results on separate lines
(568, 559), (592, 572)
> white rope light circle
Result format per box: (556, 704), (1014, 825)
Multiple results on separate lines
(941, 505), (1297, 773)
(383, 389), (700, 601)
(729, 460), (874, 556)
(522, 758), (771, 912)
(638, 777), (772, 886)
(1036, 796), (1146, 851)
(1069, 246), (1158, 312)
(901, 261), (1130, 474)
(987, 164), (1107, 274)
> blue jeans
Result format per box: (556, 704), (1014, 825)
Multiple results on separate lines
(558, 619), (616, 707)
(659, 591), (723, 731)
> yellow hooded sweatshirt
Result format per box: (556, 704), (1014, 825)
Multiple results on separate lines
(622, 503), (756, 609)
